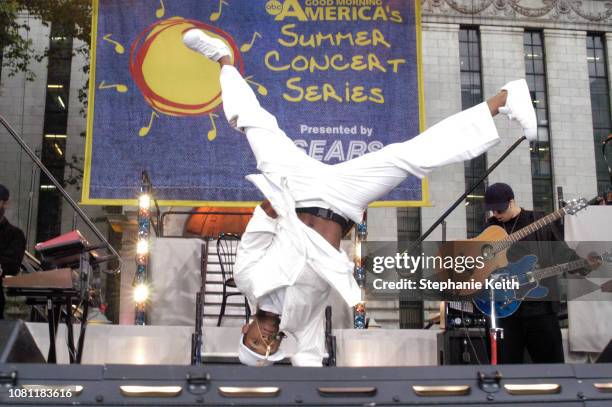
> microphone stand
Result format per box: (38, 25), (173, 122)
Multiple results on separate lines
(415, 136), (527, 244)
(488, 276), (503, 365)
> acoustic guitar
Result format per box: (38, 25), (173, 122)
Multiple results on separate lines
(436, 198), (588, 296)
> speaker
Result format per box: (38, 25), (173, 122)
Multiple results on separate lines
(437, 330), (489, 365)
(596, 339), (612, 363)
(0, 320), (45, 363)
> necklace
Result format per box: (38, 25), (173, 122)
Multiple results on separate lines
(255, 317), (284, 358)
(504, 214), (520, 235)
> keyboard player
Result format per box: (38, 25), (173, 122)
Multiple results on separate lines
(0, 184), (26, 319)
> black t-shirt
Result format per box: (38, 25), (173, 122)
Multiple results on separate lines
(0, 217), (26, 278)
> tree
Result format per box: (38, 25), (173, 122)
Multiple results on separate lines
(0, 1), (35, 80)
(1, 1), (93, 195)
(0, 0), (91, 84)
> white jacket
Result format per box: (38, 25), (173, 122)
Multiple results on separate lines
(233, 174), (361, 366)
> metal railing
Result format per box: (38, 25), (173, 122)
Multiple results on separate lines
(0, 114), (121, 269)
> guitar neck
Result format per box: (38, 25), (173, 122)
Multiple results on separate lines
(493, 208), (565, 253)
(533, 259), (588, 281)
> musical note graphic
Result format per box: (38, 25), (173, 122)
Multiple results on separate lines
(207, 114), (219, 141)
(139, 111), (159, 137)
(156, 0), (165, 18)
(99, 81), (128, 93)
(102, 34), (125, 54)
(245, 76), (268, 96)
(210, 0), (228, 22)
(240, 32), (262, 53)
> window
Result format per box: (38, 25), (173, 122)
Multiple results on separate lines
(525, 31), (554, 213)
(397, 206), (423, 328)
(460, 27), (487, 237)
(36, 29), (73, 243)
(397, 207), (421, 242)
(587, 33), (612, 197)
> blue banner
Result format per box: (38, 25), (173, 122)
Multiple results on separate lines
(83, 0), (425, 205)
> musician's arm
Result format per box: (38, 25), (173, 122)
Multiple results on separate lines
(0, 228), (26, 276)
(547, 220), (599, 275)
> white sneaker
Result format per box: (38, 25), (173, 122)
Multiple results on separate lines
(182, 29), (231, 62)
(499, 79), (537, 142)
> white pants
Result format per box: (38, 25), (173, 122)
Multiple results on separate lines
(220, 66), (500, 223)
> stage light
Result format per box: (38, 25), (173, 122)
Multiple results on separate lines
(139, 194), (151, 210)
(136, 239), (149, 255)
(135, 171), (153, 325)
(353, 212), (367, 329)
(133, 284), (149, 303)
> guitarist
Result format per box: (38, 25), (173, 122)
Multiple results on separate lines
(483, 183), (600, 363)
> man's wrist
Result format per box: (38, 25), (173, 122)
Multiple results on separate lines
(260, 200), (278, 219)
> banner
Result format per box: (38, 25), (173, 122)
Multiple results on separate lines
(83, 0), (425, 206)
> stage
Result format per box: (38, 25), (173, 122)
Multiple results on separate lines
(23, 323), (592, 366)
(25, 323), (439, 366)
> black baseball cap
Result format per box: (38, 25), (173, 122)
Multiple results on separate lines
(0, 184), (9, 202)
(485, 183), (514, 212)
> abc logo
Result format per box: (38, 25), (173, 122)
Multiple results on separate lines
(266, 0), (283, 15)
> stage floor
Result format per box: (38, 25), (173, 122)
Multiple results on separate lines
(26, 323), (591, 366)
(26, 323), (438, 366)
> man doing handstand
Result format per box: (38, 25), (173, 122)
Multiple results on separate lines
(183, 29), (537, 366)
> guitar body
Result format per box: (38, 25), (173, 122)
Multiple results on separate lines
(473, 293), (521, 319)
(473, 255), (543, 318)
(518, 284), (549, 299)
(436, 225), (509, 296)
(472, 225), (510, 242)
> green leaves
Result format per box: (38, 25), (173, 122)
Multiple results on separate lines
(0, 1), (35, 80)
(1, 0), (91, 83)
